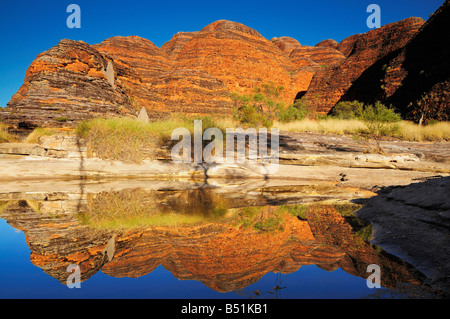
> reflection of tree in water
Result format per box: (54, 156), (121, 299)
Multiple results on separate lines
(234, 272), (288, 299)
(78, 187), (233, 229)
(160, 188), (229, 220)
(271, 273), (288, 299)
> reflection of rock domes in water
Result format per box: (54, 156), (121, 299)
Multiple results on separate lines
(0, 185), (425, 293)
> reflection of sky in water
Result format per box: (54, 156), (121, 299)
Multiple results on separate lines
(0, 219), (376, 299)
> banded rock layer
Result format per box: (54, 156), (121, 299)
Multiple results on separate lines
(1, 2), (449, 130)
(2, 39), (134, 130)
(302, 17), (426, 113)
(340, 0), (450, 123)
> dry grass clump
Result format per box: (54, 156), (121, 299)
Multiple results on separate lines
(0, 122), (18, 143)
(25, 128), (60, 143)
(75, 115), (232, 163)
(396, 121), (450, 142)
(273, 118), (450, 142)
(273, 118), (366, 135)
(76, 117), (163, 162)
(79, 188), (229, 230)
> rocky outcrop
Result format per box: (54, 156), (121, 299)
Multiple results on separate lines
(336, 34), (361, 57)
(150, 68), (233, 116)
(0, 39), (135, 129)
(0, 20), (310, 130)
(161, 31), (199, 58)
(172, 20), (304, 105)
(290, 46), (345, 69)
(2, 5), (448, 130)
(315, 39), (338, 49)
(301, 17), (425, 113)
(355, 176), (450, 296)
(0, 129), (448, 183)
(92, 36), (173, 117)
(341, 0), (450, 123)
(271, 36), (302, 56)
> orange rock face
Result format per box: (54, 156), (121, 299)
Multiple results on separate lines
(0, 20), (313, 129)
(172, 20), (304, 105)
(1, 9), (447, 129)
(290, 46), (345, 68)
(315, 39), (338, 49)
(161, 31), (199, 59)
(271, 36), (302, 56)
(372, 0), (449, 122)
(2, 39), (134, 129)
(319, 0), (449, 122)
(301, 17), (425, 113)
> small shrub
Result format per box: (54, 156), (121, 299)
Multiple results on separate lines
(330, 101), (364, 119)
(0, 122), (18, 143)
(277, 100), (309, 123)
(231, 82), (287, 128)
(361, 101), (402, 138)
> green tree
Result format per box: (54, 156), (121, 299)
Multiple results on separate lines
(330, 101), (364, 119)
(277, 100), (309, 122)
(231, 82), (286, 128)
(361, 101), (402, 138)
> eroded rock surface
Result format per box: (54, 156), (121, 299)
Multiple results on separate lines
(302, 17), (425, 113)
(1, 39), (134, 129)
(355, 176), (450, 297)
(1, 1), (448, 130)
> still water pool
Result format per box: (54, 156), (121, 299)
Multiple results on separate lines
(0, 185), (428, 299)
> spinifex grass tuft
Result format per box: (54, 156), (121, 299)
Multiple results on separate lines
(76, 117), (163, 163)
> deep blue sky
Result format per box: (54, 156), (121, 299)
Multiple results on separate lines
(0, 0), (444, 107)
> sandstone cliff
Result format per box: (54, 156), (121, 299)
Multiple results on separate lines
(1, 3), (448, 130)
(301, 17), (425, 113)
(340, 0), (450, 123)
(1, 39), (135, 130)
(0, 20), (309, 130)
